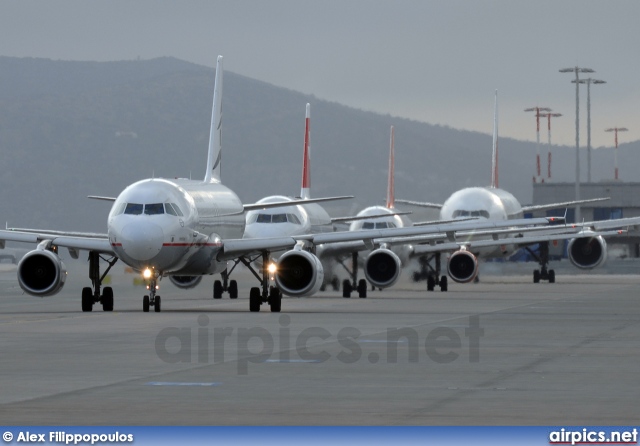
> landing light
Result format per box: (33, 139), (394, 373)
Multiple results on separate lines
(143, 268), (152, 279)
(268, 263), (277, 274)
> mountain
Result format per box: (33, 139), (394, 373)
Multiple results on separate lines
(0, 56), (638, 231)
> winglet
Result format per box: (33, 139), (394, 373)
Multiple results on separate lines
(300, 103), (311, 199)
(204, 55), (223, 183)
(386, 126), (395, 209)
(491, 90), (499, 189)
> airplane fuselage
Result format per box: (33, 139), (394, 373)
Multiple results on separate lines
(108, 178), (245, 275)
(439, 186), (523, 258)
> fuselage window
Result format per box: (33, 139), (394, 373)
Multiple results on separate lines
(124, 203), (143, 215)
(144, 203), (165, 215)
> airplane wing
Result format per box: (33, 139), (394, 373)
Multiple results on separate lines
(330, 211), (412, 224)
(243, 195), (353, 211)
(521, 197), (610, 213)
(88, 196), (117, 202)
(394, 199), (443, 209)
(0, 229), (113, 255)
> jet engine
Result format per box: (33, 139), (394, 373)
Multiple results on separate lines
(447, 249), (478, 283)
(364, 248), (402, 288)
(17, 249), (67, 297)
(568, 234), (607, 269)
(275, 249), (324, 297)
(169, 275), (203, 289)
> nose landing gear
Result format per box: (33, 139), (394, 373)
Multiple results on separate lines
(142, 273), (162, 312)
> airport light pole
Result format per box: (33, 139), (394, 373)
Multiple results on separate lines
(605, 127), (628, 180)
(524, 106), (552, 182)
(560, 66), (595, 222)
(573, 78), (606, 183)
(538, 112), (562, 180)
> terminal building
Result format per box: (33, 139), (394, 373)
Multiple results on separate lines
(530, 181), (640, 258)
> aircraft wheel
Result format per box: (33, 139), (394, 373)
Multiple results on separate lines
(548, 269), (555, 283)
(533, 269), (541, 283)
(154, 296), (161, 312)
(342, 279), (352, 298)
(269, 288), (281, 313)
(213, 280), (223, 299)
(357, 279), (367, 298)
(102, 287), (114, 312)
(143, 295), (150, 313)
(81, 287), (93, 312)
(440, 275), (448, 292)
(427, 275), (435, 292)
(229, 280), (238, 299)
(249, 287), (261, 312)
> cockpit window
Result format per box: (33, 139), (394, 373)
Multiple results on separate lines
(256, 214), (272, 223)
(144, 203), (165, 215)
(170, 203), (183, 216)
(453, 210), (490, 219)
(272, 214), (287, 223)
(287, 214), (301, 225)
(124, 203), (143, 215)
(362, 222), (375, 230)
(165, 203), (177, 216)
(113, 202), (127, 216)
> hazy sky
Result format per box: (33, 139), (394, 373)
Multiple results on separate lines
(2, 0), (639, 147)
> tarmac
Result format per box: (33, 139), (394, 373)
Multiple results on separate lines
(0, 259), (639, 425)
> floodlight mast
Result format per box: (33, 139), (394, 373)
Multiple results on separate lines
(573, 78), (606, 183)
(605, 127), (628, 180)
(560, 66), (595, 222)
(524, 106), (552, 182)
(538, 112), (562, 179)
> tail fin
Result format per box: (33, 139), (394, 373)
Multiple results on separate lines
(386, 126), (395, 209)
(204, 55), (223, 183)
(490, 90), (499, 188)
(300, 103), (311, 199)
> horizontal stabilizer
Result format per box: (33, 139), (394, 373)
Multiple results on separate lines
(395, 199), (443, 209)
(243, 196), (352, 212)
(331, 211), (411, 224)
(521, 197), (610, 213)
(88, 195), (117, 202)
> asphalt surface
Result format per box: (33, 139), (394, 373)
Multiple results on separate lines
(0, 261), (639, 425)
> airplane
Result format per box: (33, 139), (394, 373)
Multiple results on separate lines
(234, 106), (410, 299)
(0, 59), (601, 313)
(395, 91), (621, 290)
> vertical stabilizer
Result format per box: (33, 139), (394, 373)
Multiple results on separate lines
(490, 90), (499, 188)
(300, 103), (311, 199)
(204, 55), (223, 183)
(386, 126), (395, 209)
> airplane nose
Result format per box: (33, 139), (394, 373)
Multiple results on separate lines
(120, 222), (164, 261)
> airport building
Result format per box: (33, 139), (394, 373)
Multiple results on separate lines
(530, 181), (640, 258)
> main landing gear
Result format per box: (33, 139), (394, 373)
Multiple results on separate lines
(231, 251), (281, 313)
(526, 241), (556, 284)
(81, 251), (118, 312)
(412, 253), (448, 292)
(338, 252), (368, 298)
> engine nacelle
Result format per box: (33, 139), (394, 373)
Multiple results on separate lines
(568, 234), (607, 269)
(364, 248), (402, 288)
(275, 249), (324, 297)
(17, 249), (67, 297)
(447, 249), (479, 283)
(169, 275), (203, 289)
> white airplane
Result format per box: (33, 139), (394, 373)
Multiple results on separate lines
(396, 91), (619, 290)
(0, 61), (609, 313)
(317, 125), (413, 297)
(237, 105), (408, 299)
